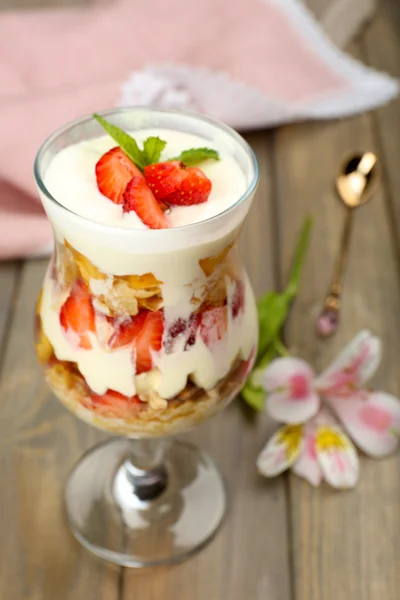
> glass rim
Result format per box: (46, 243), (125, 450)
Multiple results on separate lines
(33, 106), (259, 235)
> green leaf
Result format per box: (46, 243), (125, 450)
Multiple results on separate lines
(284, 216), (313, 300)
(241, 383), (265, 411)
(257, 344), (278, 369)
(255, 216), (313, 362)
(272, 336), (290, 357)
(174, 147), (219, 166)
(256, 293), (290, 361)
(93, 113), (145, 170)
(241, 216), (313, 412)
(143, 136), (167, 166)
(250, 344), (277, 387)
(241, 338), (279, 410)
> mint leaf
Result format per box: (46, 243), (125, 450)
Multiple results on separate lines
(174, 147), (219, 166)
(93, 113), (145, 170)
(284, 216), (313, 300)
(143, 136), (167, 166)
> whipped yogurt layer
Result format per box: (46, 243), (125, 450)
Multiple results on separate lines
(44, 128), (248, 229)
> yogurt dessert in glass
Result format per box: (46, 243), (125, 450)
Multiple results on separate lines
(34, 108), (259, 567)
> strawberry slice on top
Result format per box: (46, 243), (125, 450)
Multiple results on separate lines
(134, 310), (164, 374)
(163, 166), (211, 206)
(144, 161), (212, 207)
(95, 147), (142, 204)
(123, 176), (170, 229)
(144, 161), (188, 200)
(60, 279), (96, 349)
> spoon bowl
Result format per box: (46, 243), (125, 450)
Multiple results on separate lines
(336, 151), (381, 208)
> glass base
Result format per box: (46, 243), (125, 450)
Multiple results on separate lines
(64, 438), (226, 567)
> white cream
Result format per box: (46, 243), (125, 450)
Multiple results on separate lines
(44, 129), (247, 229)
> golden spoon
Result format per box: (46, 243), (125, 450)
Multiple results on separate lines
(317, 152), (381, 337)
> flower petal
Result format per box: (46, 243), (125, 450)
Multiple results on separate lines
(315, 330), (381, 394)
(328, 391), (400, 457)
(292, 432), (322, 487)
(315, 425), (359, 488)
(262, 357), (319, 423)
(268, 390), (320, 424)
(257, 424), (304, 477)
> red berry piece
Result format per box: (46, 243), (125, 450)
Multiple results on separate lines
(164, 317), (187, 353)
(90, 389), (142, 419)
(134, 311), (164, 374)
(60, 280), (96, 349)
(144, 161), (188, 200)
(199, 306), (228, 346)
(123, 177), (170, 229)
(95, 147), (142, 204)
(108, 311), (147, 349)
(164, 166), (211, 206)
(232, 281), (245, 318)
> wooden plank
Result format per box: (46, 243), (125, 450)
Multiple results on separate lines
(0, 262), (18, 351)
(274, 44), (400, 600)
(362, 0), (400, 259)
(239, 132), (277, 296)
(304, 0), (376, 49)
(0, 258), (120, 600)
(122, 133), (291, 600)
(305, 0), (336, 22)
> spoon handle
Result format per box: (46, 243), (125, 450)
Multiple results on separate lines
(317, 207), (354, 337)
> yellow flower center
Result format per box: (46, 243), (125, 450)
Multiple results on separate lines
(315, 427), (348, 451)
(278, 424), (303, 460)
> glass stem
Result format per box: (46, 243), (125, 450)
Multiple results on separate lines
(123, 438), (169, 501)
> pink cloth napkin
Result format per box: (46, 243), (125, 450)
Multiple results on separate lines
(0, 0), (398, 259)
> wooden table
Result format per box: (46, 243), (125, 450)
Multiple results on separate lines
(1, 1), (400, 598)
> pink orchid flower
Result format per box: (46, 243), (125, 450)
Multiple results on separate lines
(257, 331), (400, 488)
(257, 408), (359, 488)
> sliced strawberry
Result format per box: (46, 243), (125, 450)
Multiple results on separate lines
(95, 147), (142, 204)
(163, 312), (201, 353)
(200, 306), (228, 346)
(108, 311), (148, 349)
(236, 348), (256, 379)
(90, 389), (142, 419)
(231, 281), (245, 318)
(168, 318), (187, 338)
(185, 312), (201, 348)
(134, 311), (164, 374)
(60, 279), (95, 349)
(123, 177), (170, 229)
(163, 317), (187, 353)
(144, 161), (188, 200)
(164, 166), (211, 206)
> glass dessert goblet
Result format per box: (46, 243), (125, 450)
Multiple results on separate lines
(34, 108), (259, 567)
